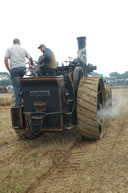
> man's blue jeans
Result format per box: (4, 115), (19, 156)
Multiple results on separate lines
(10, 67), (26, 105)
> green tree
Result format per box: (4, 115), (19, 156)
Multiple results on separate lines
(109, 71), (128, 79)
(109, 72), (121, 79)
(0, 72), (12, 86)
(121, 71), (128, 79)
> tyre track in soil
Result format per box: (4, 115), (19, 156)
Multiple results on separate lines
(24, 136), (80, 193)
(0, 127), (79, 192)
(25, 121), (124, 193)
(0, 134), (77, 182)
(25, 89), (128, 193)
(1, 88), (128, 193)
(25, 121), (126, 193)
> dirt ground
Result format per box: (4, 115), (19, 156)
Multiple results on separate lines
(0, 88), (128, 193)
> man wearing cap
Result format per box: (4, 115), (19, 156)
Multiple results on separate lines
(4, 38), (33, 106)
(37, 44), (57, 76)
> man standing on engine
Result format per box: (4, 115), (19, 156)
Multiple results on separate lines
(4, 38), (33, 106)
(37, 44), (57, 76)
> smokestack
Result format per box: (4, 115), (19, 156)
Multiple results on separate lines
(77, 36), (87, 64)
(77, 36), (86, 51)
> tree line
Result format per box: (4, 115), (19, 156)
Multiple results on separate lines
(109, 71), (128, 79)
(91, 71), (128, 79)
(0, 72), (12, 86)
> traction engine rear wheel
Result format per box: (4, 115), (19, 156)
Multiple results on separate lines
(77, 77), (105, 140)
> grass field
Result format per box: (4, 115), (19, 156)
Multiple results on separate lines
(0, 89), (128, 193)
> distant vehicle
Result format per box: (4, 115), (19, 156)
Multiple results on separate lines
(105, 77), (128, 87)
(6, 85), (13, 93)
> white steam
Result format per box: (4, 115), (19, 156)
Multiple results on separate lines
(77, 48), (87, 63)
(98, 95), (127, 120)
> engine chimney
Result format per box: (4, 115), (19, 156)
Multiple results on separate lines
(77, 36), (86, 50)
(77, 36), (87, 64)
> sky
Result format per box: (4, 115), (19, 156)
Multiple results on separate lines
(0, 0), (128, 76)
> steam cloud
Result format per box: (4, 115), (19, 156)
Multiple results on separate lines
(77, 48), (87, 63)
(98, 95), (127, 121)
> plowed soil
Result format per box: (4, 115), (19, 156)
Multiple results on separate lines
(0, 88), (128, 193)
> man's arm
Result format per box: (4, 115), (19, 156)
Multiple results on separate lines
(4, 57), (10, 72)
(24, 49), (33, 64)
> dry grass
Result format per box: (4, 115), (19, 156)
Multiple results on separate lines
(0, 93), (13, 106)
(0, 90), (128, 193)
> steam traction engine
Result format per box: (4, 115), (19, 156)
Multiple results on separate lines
(11, 37), (105, 140)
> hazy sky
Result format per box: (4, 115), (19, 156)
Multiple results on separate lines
(0, 0), (128, 76)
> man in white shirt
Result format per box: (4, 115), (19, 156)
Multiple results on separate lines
(4, 38), (33, 106)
